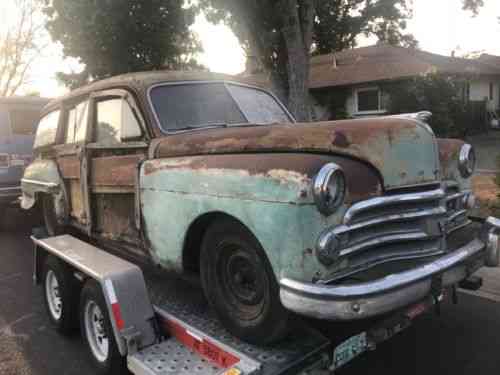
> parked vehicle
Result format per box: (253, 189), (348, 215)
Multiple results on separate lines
(487, 110), (499, 129)
(0, 96), (50, 208)
(20, 71), (500, 345)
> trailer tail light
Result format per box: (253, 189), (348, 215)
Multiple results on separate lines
(104, 279), (125, 331)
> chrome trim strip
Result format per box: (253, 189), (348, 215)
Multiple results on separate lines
(321, 248), (445, 285)
(445, 190), (470, 202)
(447, 220), (472, 234)
(339, 232), (430, 257)
(334, 207), (446, 235)
(447, 209), (467, 222)
(343, 188), (445, 224)
(20, 178), (58, 189)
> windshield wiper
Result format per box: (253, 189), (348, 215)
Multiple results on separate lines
(175, 123), (229, 132)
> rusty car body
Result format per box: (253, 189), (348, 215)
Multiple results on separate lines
(21, 71), (500, 344)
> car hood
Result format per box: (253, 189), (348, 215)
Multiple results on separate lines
(151, 117), (440, 190)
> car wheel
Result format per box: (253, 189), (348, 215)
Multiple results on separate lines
(200, 218), (290, 345)
(42, 257), (79, 335)
(80, 280), (125, 375)
(42, 195), (64, 236)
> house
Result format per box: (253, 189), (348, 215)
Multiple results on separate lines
(308, 45), (500, 120)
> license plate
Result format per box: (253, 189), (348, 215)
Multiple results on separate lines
(332, 332), (368, 370)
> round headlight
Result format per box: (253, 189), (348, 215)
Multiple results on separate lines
(458, 144), (476, 178)
(313, 163), (346, 216)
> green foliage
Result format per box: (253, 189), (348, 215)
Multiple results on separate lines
(198, 0), (416, 120)
(313, 0), (417, 55)
(42, 0), (202, 88)
(462, 0), (484, 16)
(385, 74), (468, 137)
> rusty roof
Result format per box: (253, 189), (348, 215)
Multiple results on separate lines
(49, 70), (268, 107)
(309, 45), (500, 89)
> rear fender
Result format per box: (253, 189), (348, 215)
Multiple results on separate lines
(21, 159), (68, 222)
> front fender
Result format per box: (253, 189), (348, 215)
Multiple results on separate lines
(140, 154), (355, 281)
(437, 138), (471, 189)
(21, 159), (68, 220)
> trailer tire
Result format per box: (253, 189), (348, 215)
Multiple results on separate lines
(200, 218), (290, 345)
(42, 257), (79, 335)
(80, 280), (125, 375)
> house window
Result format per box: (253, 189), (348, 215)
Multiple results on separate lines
(355, 87), (385, 114)
(489, 82), (494, 101)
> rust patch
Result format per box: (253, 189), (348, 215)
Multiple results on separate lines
(153, 118), (414, 172)
(144, 153), (382, 203)
(91, 155), (143, 187)
(57, 156), (80, 179)
(437, 138), (464, 178)
(331, 131), (350, 148)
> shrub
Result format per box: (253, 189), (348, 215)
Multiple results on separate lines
(385, 74), (468, 137)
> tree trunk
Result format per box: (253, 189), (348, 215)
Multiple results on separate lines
(279, 0), (314, 121)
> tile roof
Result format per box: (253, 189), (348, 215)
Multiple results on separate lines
(309, 44), (500, 89)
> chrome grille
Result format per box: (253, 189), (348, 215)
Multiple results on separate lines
(325, 187), (447, 282)
(444, 181), (470, 233)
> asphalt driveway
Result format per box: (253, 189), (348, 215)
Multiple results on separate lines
(1, 208), (500, 374)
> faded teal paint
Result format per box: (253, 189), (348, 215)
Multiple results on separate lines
(354, 123), (439, 188)
(140, 159), (346, 282)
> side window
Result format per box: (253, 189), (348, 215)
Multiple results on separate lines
(34, 110), (61, 148)
(10, 110), (41, 135)
(65, 101), (89, 144)
(95, 98), (141, 144)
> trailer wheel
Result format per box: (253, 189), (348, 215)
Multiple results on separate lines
(80, 280), (125, 375)
(42, 257), (79, 335)
(200, 218), (290, 345)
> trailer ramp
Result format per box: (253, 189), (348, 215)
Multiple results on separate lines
(32, 234), (331, 375)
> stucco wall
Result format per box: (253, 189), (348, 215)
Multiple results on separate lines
(469, 79), (500, 110)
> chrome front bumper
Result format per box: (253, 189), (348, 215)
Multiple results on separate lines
(280, 217), (500, 321)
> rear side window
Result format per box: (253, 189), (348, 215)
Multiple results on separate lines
(66, 101), (89, 143)
(34, 110), (61, 148)
(95, 98), (142, 144)
(96, 98), (122, 144)
(10, 110), (41, 135)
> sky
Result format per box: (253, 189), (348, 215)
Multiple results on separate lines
(5, 0), (500, 98)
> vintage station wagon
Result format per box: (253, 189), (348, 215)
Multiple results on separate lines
(21, 71), (500, 345)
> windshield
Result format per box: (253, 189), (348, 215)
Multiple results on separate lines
(149, 82), (292, 132)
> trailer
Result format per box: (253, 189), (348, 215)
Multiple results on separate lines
(31, 231), (467, 375)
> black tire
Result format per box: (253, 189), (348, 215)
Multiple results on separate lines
(200, 218), (290, 345)
(80, 280), (126, 375)
(42, 195), (64, 236)
(42, 257), (79, 335)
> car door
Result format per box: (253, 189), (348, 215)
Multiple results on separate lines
(85, 89), (148, 257)
(53, 98), (90, 229)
